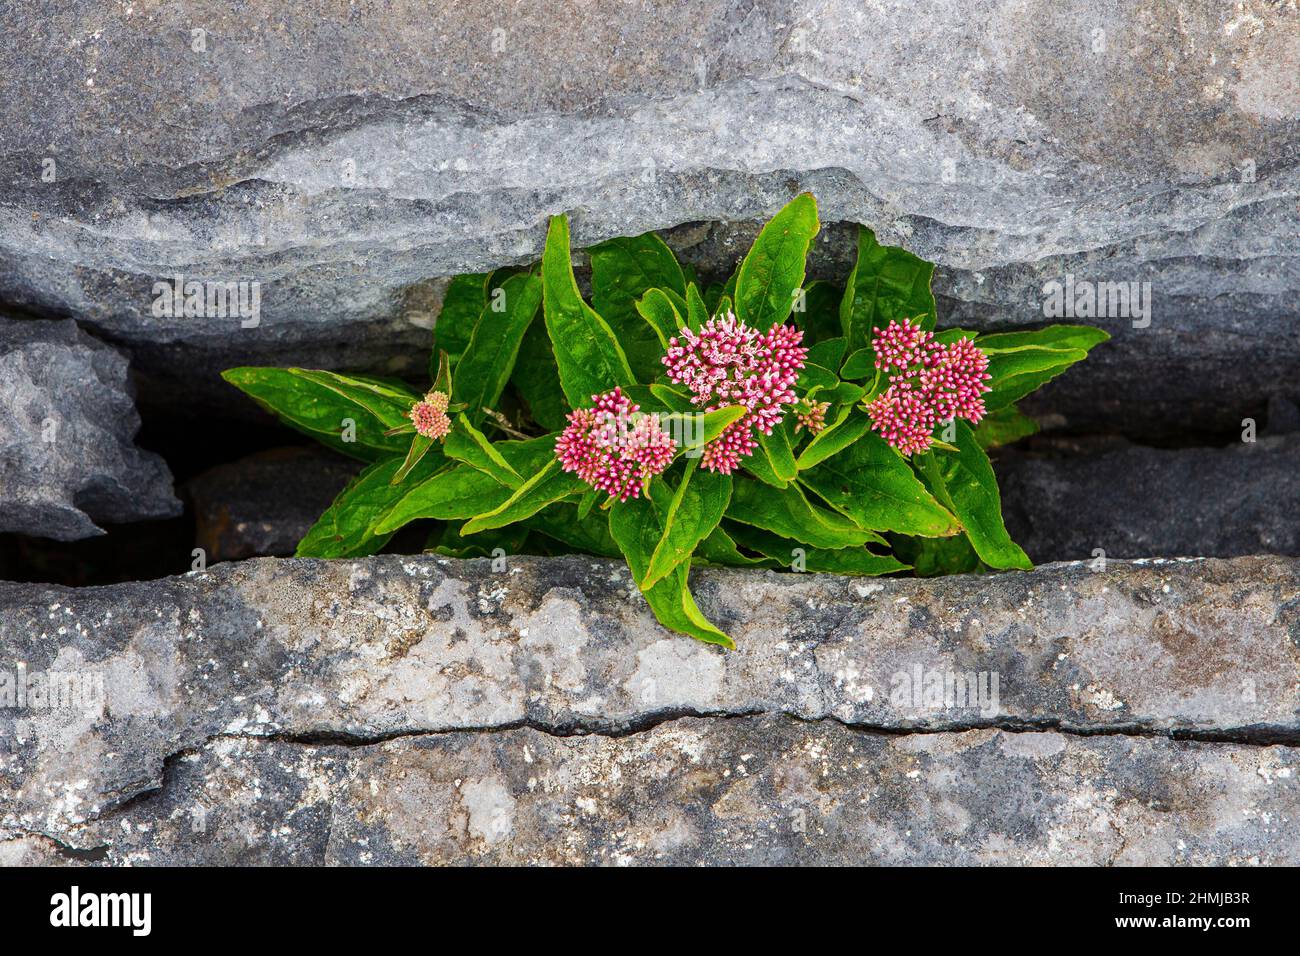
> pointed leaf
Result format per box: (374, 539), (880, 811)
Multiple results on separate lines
(754, 419), (798, 483)
(433, 273), (488, 373)
(222, 367), (417, 460)
(608, 489), (733, 648)
(797, 407), (871, 469)
(453, 273), (543, 424)
(735, 193), (820, 329)
(297, 453), (441, 558)
(799, 431), (959, 537)
(644, 463), (732, 587)
(460, 459), (584, 536)
(635, 287), (686, 349)
(921, 422), (1032, 570)
(443, 414), (524, 487)
(728, 479), (882, 549)
(511, 320), (570, 431)
(724, 523), (908, 576)
(391, 434), (437, 484)
(541, 214), (635, 406)
(839, 226), (937, 356)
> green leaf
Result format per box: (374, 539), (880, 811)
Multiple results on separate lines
(431, 522), (529, 559)
(973, 405), (1039, 449)
(754, 419), (798, 483)
(443, 414), (524, 487)
(975, 325), (1110, 354)
(795, 362), (839, 394)
(391, 434), (438, 485)
(889, 533), (983, 577)
(222, 367), (417, 461)
(685, 282), (709, 332)
(635, 287), (686, 349)
(796, 407), (872, 469)
(727, 478), (883, 549)
(724, 523), (908, 576)
(806, 336), (847, 371)
(541, 214), (635, 406)
(371, 464), (512, 535)
(644, 462), (732, 587)
(511, 320), (569, 431)
(590, 233), (687, 316)
(433, 273), (489, 373)
(452, 273), (543, 424)
(741, 440), (791, 488)
(662, 405), (748, 459)
(734, 193), (820, 329)
(648, 383), (695, 412)
(839, 225), (937, 356)
(589, 233), (686, 382)
(840, 348), (874, 380)
(918, 422), (1032, 570)
(799, 431), (960, 537)
(460, 458), (585, 536)
(977, 325), (1110, 410)
(608, 489), (733, 648)
(297, 453), (442, 558)
(694, 527), (775, 568)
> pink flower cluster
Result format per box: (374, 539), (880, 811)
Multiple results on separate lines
(409, 390), (451, 441)
(662, 313), (807, 474)
(864, 319), (991, 455)
(555, 387), (677, 501)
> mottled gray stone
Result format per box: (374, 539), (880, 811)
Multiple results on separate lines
(7, 720), (1297, 866)
(1, 1), (1295, 434)
(2, 554), (1297, 843)
(995, 434), (1300, 561)
(0, 316), (181, 540)
(185, 447), (361, 561)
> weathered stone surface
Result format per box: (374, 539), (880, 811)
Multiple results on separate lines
(6, 719), (1296, 866)
(2, 554), (1297, 842)
(0, 316), (181, 540)
(186, 447), (361, 561)
(1, 1), (1295, 434)
(995, 434), (1300, 562)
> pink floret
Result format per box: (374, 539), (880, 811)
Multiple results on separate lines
(554, 387), (677, 501)
(865, 319), (992, 455)
(662, 312), (806, 474)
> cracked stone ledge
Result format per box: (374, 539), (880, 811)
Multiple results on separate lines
(1, 553), (1298, 841)
(3, 717), (1296, 866)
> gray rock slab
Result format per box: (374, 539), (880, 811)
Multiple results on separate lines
(1, 554), (1297, 838)
(0, 316), (181, 540)
(185, 447), (361, 561)
(995, 434), (1300, 561)
(6, 719), (1296, 865)
(1, 1), (1295, 434)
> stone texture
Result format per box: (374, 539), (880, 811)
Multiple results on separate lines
(995, 433), (1300, 562)
(0, 316), (181, 540)
(1, 0), (1295, 434)
(2, 553), (1297, 845)
(185, 447), (361, 561)
(6, 720), (1297, 866)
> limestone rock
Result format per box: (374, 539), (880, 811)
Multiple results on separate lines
(0, 317), (181, 540)
(2, 553), (1296, 840)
